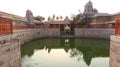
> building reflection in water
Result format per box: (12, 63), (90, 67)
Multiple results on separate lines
(21, 38), (109, 66)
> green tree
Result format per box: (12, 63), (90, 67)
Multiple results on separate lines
(47, 16), (51, 21)
(52, 14), (55, 20)
(56, 16), (59, 20)
(76, 14), (85, 25)
(82, 14), (92, 25)
(60, 15), (63, 19)
(34, 15), (45, 22)
(71, 14), (83, 24)
(72, 13), (91, 25)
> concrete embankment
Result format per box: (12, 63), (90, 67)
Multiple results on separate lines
(75, 28), (115, 39)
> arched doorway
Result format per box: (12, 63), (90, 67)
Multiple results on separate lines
(60, 24), (74, 36)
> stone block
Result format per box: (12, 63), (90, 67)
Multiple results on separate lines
(110, 35), (120, 67)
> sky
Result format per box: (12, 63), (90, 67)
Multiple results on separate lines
(0, 0), (120, 19)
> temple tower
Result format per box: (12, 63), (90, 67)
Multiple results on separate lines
(26, 9), (34, 25)
(83, 0), (98, 17)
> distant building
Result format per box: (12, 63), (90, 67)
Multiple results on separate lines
(82, 0), (120, 28)
(91, 12), (120, 26)
(91, 13), (120, 28)
(0, 11), (40, 26)
(0, 11), (27, 26)
(106, 13), (120, 28)
(112, 12), (120, 21)
(79, 0), (99, 24)
(83, 0), (98, 17)
(92, 13), (111, 24)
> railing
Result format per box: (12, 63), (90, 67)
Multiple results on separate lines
(115, 19), (120, 36)
(13, 24), (60, 30)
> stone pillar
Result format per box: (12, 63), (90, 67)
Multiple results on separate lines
(109, 35), (120, 67)
(0, 36), (21, 67)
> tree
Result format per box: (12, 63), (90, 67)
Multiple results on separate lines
(83, 14), (92, 25)
(56, 16), (59, 20)
(52, 14), (55, 20)
(71, 14), (83, 24)
(34, 16), (45, 22)
(47, 16), (51, 21)
(71, 13), (92, 25)
(77, 14), (86, 25)
(60, 15), (63, 19)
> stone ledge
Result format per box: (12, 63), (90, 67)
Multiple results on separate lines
(111, 35), (120, 43)
(110, 35), (120, 67)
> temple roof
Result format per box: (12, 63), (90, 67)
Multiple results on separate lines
(93, 13), (111, 17)
(0, 11), (41, 23)
(0, 11), (27, 21)
(112, 12), (120, 15)
(85, 0), (93, 7)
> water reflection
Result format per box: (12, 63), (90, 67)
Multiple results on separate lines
(21, 38), (110, 67)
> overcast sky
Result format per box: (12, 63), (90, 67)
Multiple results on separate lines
(0, 0), (120, 19)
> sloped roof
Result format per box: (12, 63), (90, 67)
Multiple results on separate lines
(112, 12), (120, 15)
(85, 0), (93, 7)
(106, 21), (115, 24)
(93, 13), (111, 17)
(49, 20), (71, 24)
(0, 11), (27, 22)
(0, 11), (41, 23)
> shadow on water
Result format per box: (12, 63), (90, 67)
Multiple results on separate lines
(21, 38), (110, 66)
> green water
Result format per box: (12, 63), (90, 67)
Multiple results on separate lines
(21, 38), (110, 67)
